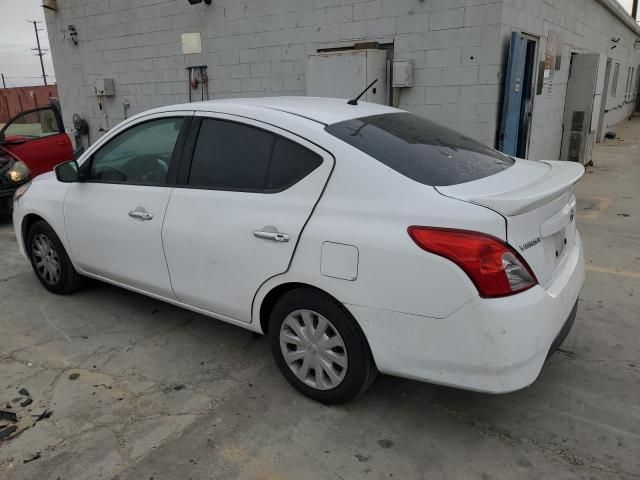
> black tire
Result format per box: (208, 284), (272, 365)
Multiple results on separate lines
(269, 288), (377, 404)
(27, 220), (84, 294)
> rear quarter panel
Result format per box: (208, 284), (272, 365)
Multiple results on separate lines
(254, 133), (507, 323)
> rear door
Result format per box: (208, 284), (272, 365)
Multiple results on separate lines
(0, 105), (72, 176)
(162, 113), (334, 323)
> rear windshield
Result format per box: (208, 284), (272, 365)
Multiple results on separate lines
(325, 112), (514, 186)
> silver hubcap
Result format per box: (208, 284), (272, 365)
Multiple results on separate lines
(32, 234), (61, 285)
(279, 309), (348, 391)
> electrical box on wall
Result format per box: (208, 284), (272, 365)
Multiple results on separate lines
(392, 60), (413, 88)
(307, 49), (388, 105)
(94, 78), (115, 96)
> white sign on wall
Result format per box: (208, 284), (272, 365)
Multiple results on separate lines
(181, 33), (202, 55)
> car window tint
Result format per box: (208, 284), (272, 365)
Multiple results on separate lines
(188, 119), (275, 190)
(3, 108), (60, 139)
(267, 137), (323, 190)
(89, 117), (183, 185)
(325, 112), (514, 187)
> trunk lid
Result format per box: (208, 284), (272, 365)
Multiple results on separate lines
(436, 159), (584, 287)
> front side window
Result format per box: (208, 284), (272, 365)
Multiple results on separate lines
(188, 118), (322, 192)
(325, 112), (514, 187)
(2, 108), (61, 139)
(88, 117), (184, 185)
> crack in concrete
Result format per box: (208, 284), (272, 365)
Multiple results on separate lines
(424, 399), (640, 479)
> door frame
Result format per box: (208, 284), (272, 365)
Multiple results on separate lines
(0, 104), (65, 138)
(517, 33), (540, 159)
(498, 31), (539, 158)
(596, 58), (612, 143)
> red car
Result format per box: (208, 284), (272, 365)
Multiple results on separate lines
(0, 99), (73, 215)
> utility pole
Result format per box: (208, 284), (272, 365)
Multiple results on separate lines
(28, 20), (48, 86)
(633, 0), (639, 21)
(1, 74), (6, 88)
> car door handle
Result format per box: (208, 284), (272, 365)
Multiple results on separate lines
(128, 210), (153, 221)
(254, 229), (289, 243)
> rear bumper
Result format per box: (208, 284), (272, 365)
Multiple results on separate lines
(346, 232), (585, 393)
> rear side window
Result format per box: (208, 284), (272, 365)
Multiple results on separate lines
(268, 137), (322, 190)
(325, 112), (514, 186)
(188, 118), (322, 192)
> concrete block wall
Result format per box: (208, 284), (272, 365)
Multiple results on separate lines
(44, 0), (639, 157)
(502, 0), (640, 160)
(44, 0), (506, 147)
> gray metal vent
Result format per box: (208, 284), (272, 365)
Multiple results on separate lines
(568, 133), (582, 162)
(571, 111), (585, 132)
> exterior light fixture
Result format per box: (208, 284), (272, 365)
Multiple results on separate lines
(42, 0), (58, 11)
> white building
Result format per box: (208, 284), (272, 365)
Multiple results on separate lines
(44, 0), (640, 162)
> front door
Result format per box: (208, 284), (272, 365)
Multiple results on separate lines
(560, 53), (600, 163)
(64, 114), (189, 297)
(162, 113), (334, 322)
(1, 105), (72, 177)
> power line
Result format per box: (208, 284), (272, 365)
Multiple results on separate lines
(0, 49), (33, 61)
(27, 20), (48, 86)
(2, 75), (56, 79)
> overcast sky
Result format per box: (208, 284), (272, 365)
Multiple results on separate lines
(0, 0), (636, 88)
(0, 0), (55, 87)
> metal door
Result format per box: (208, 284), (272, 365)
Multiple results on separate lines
(560, 53), (600, 164)
(499, 32), (528, 156)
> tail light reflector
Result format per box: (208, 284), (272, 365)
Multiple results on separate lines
(407, 226), (537, 298)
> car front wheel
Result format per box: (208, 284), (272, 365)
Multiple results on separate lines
(269, 288), (377, 404)
(27, 220), (84, 294)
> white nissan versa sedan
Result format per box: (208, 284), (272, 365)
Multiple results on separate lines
(12, 97), (585, 403)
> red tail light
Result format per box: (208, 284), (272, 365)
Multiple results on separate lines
(407, 226), (537, 298)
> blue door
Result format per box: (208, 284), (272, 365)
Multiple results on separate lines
(499, 32), (528, 156)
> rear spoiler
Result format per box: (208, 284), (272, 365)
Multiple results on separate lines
(436, 161), (585, 216)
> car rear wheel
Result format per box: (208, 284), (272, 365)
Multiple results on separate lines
(27, 220), (84, 294)
(269, 288), (377, 404)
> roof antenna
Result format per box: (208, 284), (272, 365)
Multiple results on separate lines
(347, 78), (378, 105)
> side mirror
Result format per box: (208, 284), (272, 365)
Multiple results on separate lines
(55, 160), (80, 183)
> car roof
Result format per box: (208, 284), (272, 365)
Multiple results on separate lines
(153, 96), (401, 125)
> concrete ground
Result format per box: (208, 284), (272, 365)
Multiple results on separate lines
(1, 120), (639, 480)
